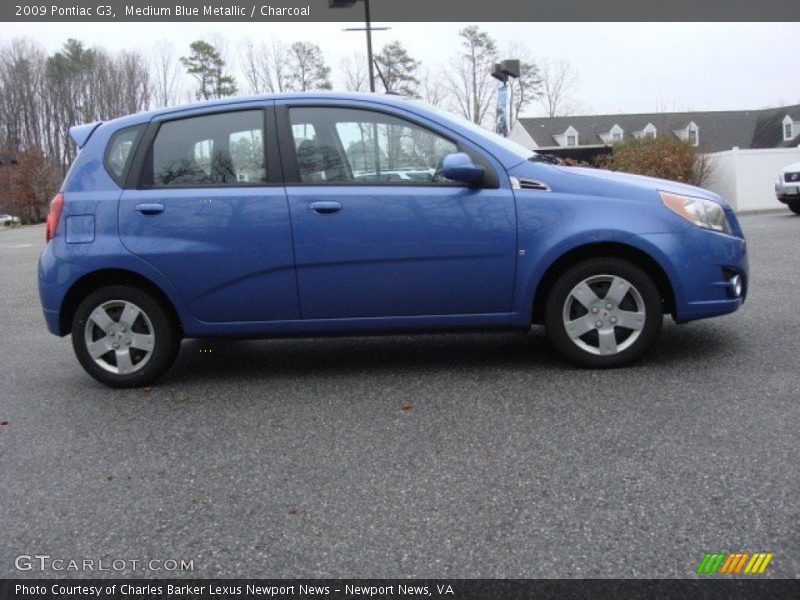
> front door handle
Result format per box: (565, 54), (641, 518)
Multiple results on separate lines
(134, 203), (165, 215)
(308, 201), (342, 215)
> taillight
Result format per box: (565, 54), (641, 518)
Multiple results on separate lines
(45, 193), (64, 242)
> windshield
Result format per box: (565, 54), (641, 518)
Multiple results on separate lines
(404, 99), (536, 162)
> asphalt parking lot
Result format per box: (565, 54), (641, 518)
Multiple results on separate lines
(1, 213), (798, 579)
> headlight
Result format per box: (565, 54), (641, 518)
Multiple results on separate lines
(660, 191), (731, 234)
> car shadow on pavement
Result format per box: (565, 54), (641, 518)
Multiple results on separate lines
(160, 322), (740, 385)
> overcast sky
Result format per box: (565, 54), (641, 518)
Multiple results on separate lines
(1, 21), (798, 116)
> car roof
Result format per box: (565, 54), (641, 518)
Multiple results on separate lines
(107, 92), (416, 128)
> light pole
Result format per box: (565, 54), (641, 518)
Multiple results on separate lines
(329, 0), (389, 92)
(491, 60), (520, 137)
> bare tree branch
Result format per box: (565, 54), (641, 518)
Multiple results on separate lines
(538, 58), (580, 118)
(339, 52), (369, 92)
(446, 26), (498, 126)
(152, 41), (181, 108)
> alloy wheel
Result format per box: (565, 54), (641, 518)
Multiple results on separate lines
(562, 275), (646, 356)
(83, 300), (155, 375)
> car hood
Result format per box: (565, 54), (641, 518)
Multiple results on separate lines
(780, 160), (800, 173)
(559, 166), (726, 202)
(510, 161), (729, 207)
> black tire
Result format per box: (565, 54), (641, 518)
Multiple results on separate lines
(788, 200), (800, 216)
(544, 258), (663, 368)
(71, 285), (181, 388)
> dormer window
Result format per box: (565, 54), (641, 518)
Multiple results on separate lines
(784, 115), (794, 141)
(561, 126), (579, 147)
(609, 124), (624, 143)
(612, 132), (622, 142)
(635, 123), (657, 140)
(686, 121), (699, 146)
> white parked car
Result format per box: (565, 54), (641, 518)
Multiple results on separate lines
(0, 214), (21, 227)
(775, 161), (800, 215)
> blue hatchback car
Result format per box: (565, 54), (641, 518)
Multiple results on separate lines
(38, 93), (748, 387)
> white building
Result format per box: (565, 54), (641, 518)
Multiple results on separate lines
(510, 104), (800, 211)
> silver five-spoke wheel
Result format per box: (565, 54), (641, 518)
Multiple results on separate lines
(562, 274), (646, 356)
(545, 258), (662, 367)
(83, 300), (155, 375)
(73, 285), (180, 387)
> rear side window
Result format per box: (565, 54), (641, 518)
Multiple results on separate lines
(147, 110), (266, 187)
(105, 125), (144, 186)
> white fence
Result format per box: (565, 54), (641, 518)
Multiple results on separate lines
(704, 147), (800, 212)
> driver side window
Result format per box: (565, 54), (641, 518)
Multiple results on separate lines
(289, 107), (458, 184)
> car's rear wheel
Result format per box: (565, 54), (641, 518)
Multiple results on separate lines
(71, 285), (180, 388)
(544, 258), (663, 368)
(788, 200), (800, 215)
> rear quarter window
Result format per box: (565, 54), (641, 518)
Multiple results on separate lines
(104, 124), (145, 186)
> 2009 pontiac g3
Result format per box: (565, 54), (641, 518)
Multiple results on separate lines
(38, 93), (748, 387)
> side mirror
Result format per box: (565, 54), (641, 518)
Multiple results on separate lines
(441, 153), (484, 186)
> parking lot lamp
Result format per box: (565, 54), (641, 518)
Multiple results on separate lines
(330, 0), (389, 93)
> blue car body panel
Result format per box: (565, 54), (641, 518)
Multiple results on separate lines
(38, 92), (748, 339)
(118, 185), (300, 323)
(275, 97), (517, 321)
(285, 184), (517, 320)
(505, 160), (747, 325)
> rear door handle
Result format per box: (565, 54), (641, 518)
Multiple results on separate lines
(308, 201), (342, 215)
(134, 203), (165, 215)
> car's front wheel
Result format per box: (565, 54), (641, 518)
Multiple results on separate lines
(71, 285), (181, 387)
(544, 258), (663, 368)
(788, 200), (800, 216)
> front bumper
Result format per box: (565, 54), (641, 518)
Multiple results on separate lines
(775, 181), (800, 203)
(640, 224), (748, 323)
